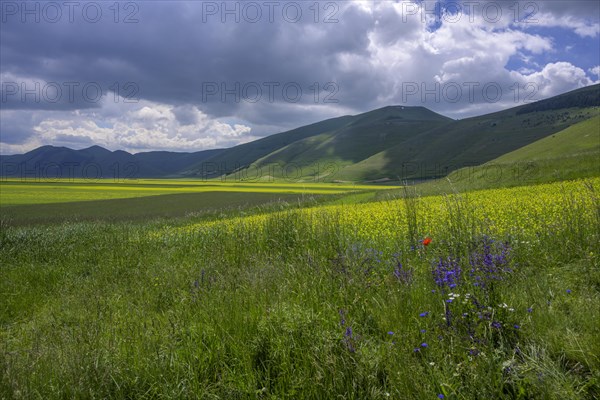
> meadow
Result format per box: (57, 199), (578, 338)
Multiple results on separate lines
(0, 180), (388, 225)
(1, 178), (599, 399)
(0, 179), (382, 206)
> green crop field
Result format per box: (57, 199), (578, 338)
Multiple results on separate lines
(1, 176), (599, 399)
(0, 180), (394, 225)
(0, 179), (388, 206)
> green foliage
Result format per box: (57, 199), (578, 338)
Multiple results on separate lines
(1, 179), (599, 398)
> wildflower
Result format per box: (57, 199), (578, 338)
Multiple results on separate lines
(394, 262), (413, 284)
(421, 342), (428, 348)
(343, 326), (356, 353)
(432, 257), (462, 290)
(527, 307), (533, 313)
(420, 329), (426, 333)
(419, 311), (429, 317)
(387, 331), (394, 335)
(514, 324), (520, 329)
(491, 321), (502, 329)
(566, 289), (572, 294)
(438, 395), (445, 399)
(469, 237), (513, 288)
(423, 237), (432, 246)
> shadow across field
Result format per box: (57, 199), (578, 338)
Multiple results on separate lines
(0, 191), (309, 226)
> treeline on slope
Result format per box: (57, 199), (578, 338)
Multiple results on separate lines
(516, 84), (599, 115)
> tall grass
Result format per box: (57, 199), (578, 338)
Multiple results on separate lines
(1, 180), (599, 399)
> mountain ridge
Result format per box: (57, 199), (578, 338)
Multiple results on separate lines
(1, 84), (598, 182)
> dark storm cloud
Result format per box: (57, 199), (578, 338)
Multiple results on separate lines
(0, 0), (598, 153)
(0, 1), (378, 120)
(1, 1), (596, 116)
(0, 111), (37, 144)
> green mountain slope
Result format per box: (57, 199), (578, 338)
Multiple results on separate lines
(401, 115), (600, 196)
(188, 115), (357, 178)
(493, 115), (600, 162)
(338, 85), (599, 182)
(200, 84), (599, 182)
(4, 84), (599, 183)
(249, 106), (452, 180)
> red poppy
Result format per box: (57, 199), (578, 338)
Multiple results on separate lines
(422, 237), (432, 246)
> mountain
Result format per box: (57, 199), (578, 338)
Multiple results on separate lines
(395, 115), (600, 197)
(332, 85), (600, 181)
(247, 106), (452, 180)
(183, 114), (359, 178)
(192, 84), (598, 182)
(492, 115), (600, 163)
(1, 84), (599, 182)
(0, 146), (223, 179)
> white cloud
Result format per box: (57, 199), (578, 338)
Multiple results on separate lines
(517, 62), (599, 97)
(0, 97), (253, 154)
(2, 0), (598, 153)
(520, 12), (600, 38)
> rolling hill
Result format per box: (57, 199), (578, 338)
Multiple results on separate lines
(196, 84), (599, 182)
(391, 115), (600, 197)
(0, 146), (223, 179)
(1, 84), (598, 182)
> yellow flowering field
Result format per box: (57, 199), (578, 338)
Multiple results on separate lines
(156, 178), (599, 248)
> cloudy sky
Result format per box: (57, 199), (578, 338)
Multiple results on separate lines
(1, 0), (598, 154)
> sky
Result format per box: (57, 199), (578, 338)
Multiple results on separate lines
(0, 0), (599, 154)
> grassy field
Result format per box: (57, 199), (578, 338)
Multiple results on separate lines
(0, 179), (386, 206)
(1, 177), (599, 399)
(0, 180), (392, 225)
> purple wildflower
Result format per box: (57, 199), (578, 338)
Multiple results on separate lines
(393, 261), (413, 284)
(468, 237), (513, 288)
(432, 257), (462, 290)
(345, 327), (353, 337)
(339, 309), (346, 326)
